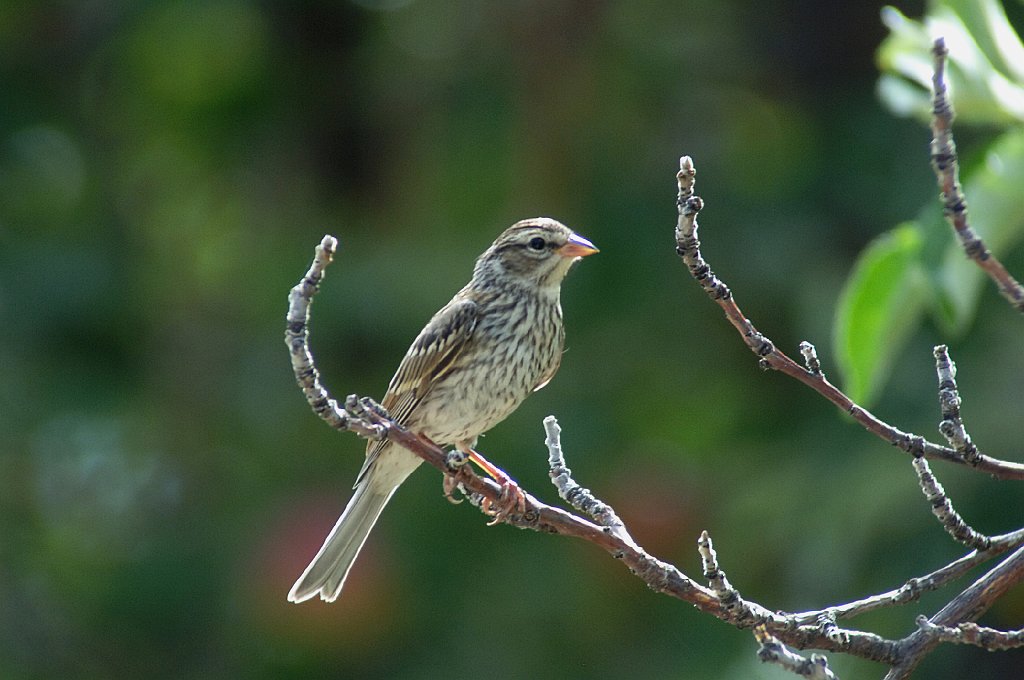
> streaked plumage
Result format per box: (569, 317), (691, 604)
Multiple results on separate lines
(288, 217), (597, 603)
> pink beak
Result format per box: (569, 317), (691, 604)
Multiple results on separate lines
(557, 233), (599, 258)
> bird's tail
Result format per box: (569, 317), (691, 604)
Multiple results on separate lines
(287, 481), (396, 603)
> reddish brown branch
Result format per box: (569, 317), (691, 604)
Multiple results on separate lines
(930, 38), (1024, 313)
(789, 527), (1024, 626)
(674, 156), (1024, 480)
(284, 236), (724, 610)
(285, 234), (905, 667)
(884, 545), (1024, 679)
(286, 38), (1024, 671)
(357, 404), (902, 662)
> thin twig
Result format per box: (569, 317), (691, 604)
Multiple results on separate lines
(932, 345), (978, 462)
(285, 235), (384, 440)
(674, 156), (1024, 480)
(929, 38), (1024, 313)
(789, 527), (1024, 625)
(916, 617), (1024, 651)
(285, 234), (901, 666)
(884, 545), (1024, 679)
(754, 626), (840, 680)
(544, 416), (637, 548)
(695, 532), (872, 645)
(698, 530), (740, 612)
(912, 455), (991, 551)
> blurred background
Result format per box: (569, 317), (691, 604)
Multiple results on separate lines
(2, 1), (1022, 678)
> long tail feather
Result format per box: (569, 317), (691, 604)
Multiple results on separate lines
(287, 483), (396, 603)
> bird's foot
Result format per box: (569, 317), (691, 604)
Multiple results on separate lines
(481, 477), (527, 525)
(452, 445), (527, 523)
(442, 469), (465, 504)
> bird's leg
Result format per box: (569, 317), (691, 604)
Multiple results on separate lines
(425, 434), (468, 504)
(442, 455), (468, 505)
(460, 444), (527, 524)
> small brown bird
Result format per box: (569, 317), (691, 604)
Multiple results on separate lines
(288, 217), (598, 603)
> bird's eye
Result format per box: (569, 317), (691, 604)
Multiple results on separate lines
(528, 237), (546, 251)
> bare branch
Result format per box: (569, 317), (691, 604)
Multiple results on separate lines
(790, 527), (1024, 625)
(916, 617), (1024, 651)
(885, 545), (1024, 679)
(754, 627), (840, 680)
(695, 532), (883, 654)
(929, 38), (1024, 312)
(544, 416), (637, 548)
(283, 35), (1024, 673)
(285, 235), (385, 440)
(912, 455), (991, 551)
(285, 234), (905, 667)
(932, 345), (978, 462)
(929, 543), (1024, 632)
(698, 530), (740, 612)
(674, 156), (1024, 480)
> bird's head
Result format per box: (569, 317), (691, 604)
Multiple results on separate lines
(475, 217), (598, 291)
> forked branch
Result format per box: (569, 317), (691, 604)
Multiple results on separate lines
(674, 155), (1024, 480)
(284, 36), (1023, 680)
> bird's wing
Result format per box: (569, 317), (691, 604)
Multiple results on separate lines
(358, 297), (479, 483)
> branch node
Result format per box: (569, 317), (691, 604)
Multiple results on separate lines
(918, 615), (1024, 651)
(799, 341), (822, 376)
(816, 612), (850, 645)
(932, 345), (979, 463)
(698, 531), (741, 611)
(750, 333), (774, 357)
(894, 434), (928, 458)
(344, 394), (388, 440)
(754, 626), (838, 679)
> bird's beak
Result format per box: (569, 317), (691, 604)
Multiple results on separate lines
(557, 233), (599, 258)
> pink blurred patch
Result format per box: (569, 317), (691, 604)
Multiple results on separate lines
(234, 491), (406, 655)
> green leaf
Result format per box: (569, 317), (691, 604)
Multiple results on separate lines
(945, 0), (1024, 84)
(873, 1), (1024, 340)
(877, 2), (1024, 124)
(834, 224), (926, 406)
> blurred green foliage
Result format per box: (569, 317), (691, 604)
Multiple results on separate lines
(836, 0), (1024, 405)
(835, 224), (926, 407)
(1, 1), (1022, 679)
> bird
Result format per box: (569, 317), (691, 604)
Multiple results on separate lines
(288, 217), (598, 603)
